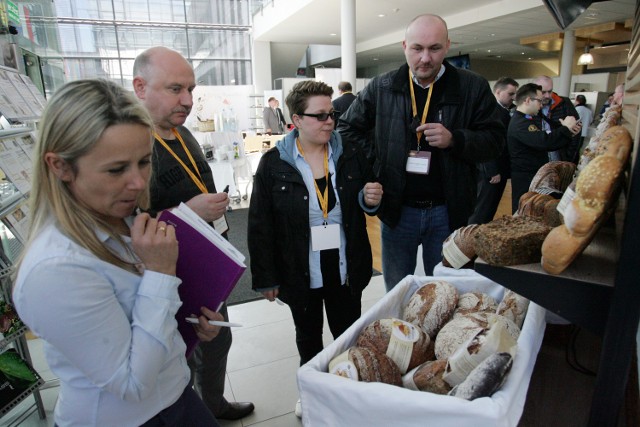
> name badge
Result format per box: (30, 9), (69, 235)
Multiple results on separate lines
(406, 150), (431, 175)
(311, 223), (341, 251)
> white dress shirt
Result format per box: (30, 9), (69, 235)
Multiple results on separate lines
(13, 217), (189, 426)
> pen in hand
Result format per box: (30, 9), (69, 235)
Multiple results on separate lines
(185, 317), (242, 327)
(223, 185), (230, 193)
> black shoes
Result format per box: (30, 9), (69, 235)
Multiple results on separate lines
(216, 401), (255, 420)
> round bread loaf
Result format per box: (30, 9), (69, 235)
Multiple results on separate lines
(448, 352), (513, 400)
(496, 290), (530, 329)
(356, 318), (433, 373)
(517, 192), (563, 227)
(442, 224), (480, 269)
(402, 359), (451, 394)
(434, 312), (487, 360)
(435, 313), (520, 360)
(473, 216), (552, 266)
(403, 281), (458, 339)
(528, 161), (576, 194)
(347, 346), (402, 385)
(453, 292), (498, 318)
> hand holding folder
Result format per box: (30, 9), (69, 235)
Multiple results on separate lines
(158, 203), (246, 357)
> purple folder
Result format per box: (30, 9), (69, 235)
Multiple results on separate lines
(158, 209), (246, 357)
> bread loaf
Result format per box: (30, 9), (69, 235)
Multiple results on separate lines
(356, 318), (433, 373)
(402, 359), (451, 394)
(448, 352), (513, 400)
(473, 216), (552, 266)
(496, 290), (530, 329)
(453, 292), (498, 318)
(329, 346), (402, 386)
(403, 281), (458, 339)
(594, 125), (632, 162)
(442, 224), (480, 269)
(517, 192), (563, 227)
(563, 155), (623, 237)
(528, 161), (576, 194)
(541, 223), (593, 274)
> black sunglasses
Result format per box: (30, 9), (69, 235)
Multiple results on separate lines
(297, 111), (339, 121)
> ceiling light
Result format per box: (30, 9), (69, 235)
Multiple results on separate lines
(577, 42), (594, 65)
(378, 14), (385, 18)
(330, 33), (337, 36)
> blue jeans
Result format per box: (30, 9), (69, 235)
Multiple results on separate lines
(381, 205), (450, 291)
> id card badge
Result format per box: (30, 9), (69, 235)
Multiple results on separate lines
(311, 223), (341, 251)
(213, 214), (229, 234)
(406, 150), (431, 175)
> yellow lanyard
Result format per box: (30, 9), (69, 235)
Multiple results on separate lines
(409, 69), (434, 150)
(296, 138), (330, 221)
(154, 128), (209, 194)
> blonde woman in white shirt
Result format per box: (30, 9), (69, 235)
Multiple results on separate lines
(12, 79), (222, 426)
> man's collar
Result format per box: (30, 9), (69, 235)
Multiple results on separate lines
(411, 64), (446, 89)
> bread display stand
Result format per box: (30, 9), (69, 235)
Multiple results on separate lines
(297, 273), (546, 427)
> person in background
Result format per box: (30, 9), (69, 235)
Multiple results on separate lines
(133, 46), (255, 421)
(332, 81), (357, 127)
(533, 75), (581, 164)
(338, 14), (504, 289)
(470, 76), (519, 224)
(508, 83), (580, 213)
(574, 94), (593, 152)
(598, 92), (614, 118)
(263, 96), (286, 135)
(611, 83), (625, 106)
(248, 80), (383, 418)
(12, 78), (222, 426)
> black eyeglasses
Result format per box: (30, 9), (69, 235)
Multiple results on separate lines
(297, 111), (339, 121)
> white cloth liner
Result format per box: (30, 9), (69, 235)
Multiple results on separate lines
(297, 269), (546, 427)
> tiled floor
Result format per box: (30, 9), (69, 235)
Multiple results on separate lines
(0, 275), (389, 427)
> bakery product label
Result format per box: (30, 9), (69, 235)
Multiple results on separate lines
(328, 349), (359, 381)
(442, 229), (471, 269)
(386, 318), (420, 373)
(556, 185), (576, 216)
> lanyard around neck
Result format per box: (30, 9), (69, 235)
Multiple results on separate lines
(154, 128), (208, 194)
(409, 69), (434, 149)
(296, 138), (329, 221)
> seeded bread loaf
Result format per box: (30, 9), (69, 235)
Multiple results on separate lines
(473, 216), (552, 266)
(403, 281), (459, 339)
(442, 224), (480, 269)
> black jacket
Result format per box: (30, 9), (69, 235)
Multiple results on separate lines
(247, 130), (375, 309)
(536, 93), (580, 163)
(338, 62), (504, 230)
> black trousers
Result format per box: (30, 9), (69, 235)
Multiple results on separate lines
(290, 282), (362, 366)
(469, 175), (508, 224)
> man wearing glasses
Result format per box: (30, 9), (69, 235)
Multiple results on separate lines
(507, 83), (581, 213)
(533, 75), (581, 163)
(337, 14), (503, 290)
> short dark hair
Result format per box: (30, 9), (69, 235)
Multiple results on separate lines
(493, 77), (519, 92)
(267, 96), (277, 102)
(575, 94), (587, 105)
(338, 81), (352, 92)
(515, 83), (542, 105)
(286, 80), (334, 121)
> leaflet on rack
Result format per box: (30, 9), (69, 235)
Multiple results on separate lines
(158, 203), (246, 357)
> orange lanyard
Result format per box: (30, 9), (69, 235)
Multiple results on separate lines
(296, 138), (329, 221)
(154, 128), (208, 194)
(409, 69), (434, 150)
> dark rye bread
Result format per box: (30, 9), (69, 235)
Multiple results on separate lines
(473, 216), (552, 266)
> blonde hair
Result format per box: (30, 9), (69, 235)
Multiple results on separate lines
(16, 79), (153, 274)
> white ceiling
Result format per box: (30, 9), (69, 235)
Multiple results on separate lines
(252, 0), (636, 69)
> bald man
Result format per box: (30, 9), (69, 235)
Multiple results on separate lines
(133, 47), (254, 421)
(533, 75), (581, 163)
(338, 14), (503, 290)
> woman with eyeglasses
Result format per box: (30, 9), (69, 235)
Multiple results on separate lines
(248, 80), (382, 407)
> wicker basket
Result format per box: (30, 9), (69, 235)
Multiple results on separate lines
(197, 120), (215, 132)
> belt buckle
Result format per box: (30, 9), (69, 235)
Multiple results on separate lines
(417, 200), (434, 209)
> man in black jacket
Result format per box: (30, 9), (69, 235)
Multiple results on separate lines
(338, 14), (504, 290)
(533, 75), (581, 163)
(508, 83), (580, 213)
(470, 77), (519, 224)
(332, 81), (357, 128)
